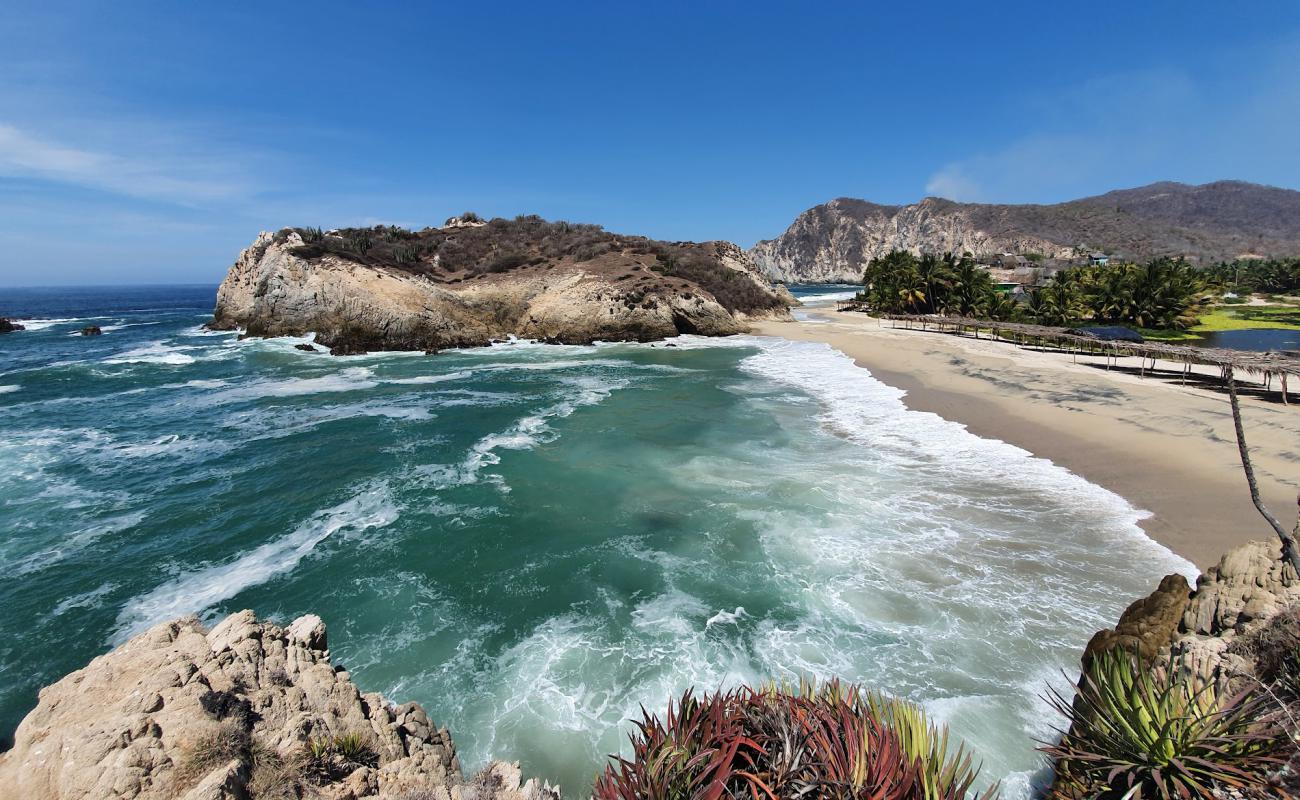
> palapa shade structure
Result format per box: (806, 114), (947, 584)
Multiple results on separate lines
(854, 310), (1300, 404)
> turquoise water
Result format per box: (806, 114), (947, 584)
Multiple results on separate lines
(0, 287), (1194, 797)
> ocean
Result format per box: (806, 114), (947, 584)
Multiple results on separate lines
(0, 285), (1194, 797)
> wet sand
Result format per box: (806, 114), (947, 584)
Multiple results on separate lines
(755, 310), (1300, 569)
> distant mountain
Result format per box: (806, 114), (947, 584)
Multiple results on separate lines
(749, 181), (1300, 283)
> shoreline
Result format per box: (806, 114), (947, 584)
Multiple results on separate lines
(755, 309), (1300, 570)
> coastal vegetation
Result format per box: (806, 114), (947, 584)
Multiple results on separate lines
(859, 252), (1300, 341)
(594, 681), (997, 800)
(861, 251), (1213, 330)
(283, 215), (787, 315)
(282, 215), (780, 315)
(1041, 649), (1285, 799)
(1207, 258), (1300, 296)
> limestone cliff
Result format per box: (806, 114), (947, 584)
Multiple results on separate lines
(213, 217), (791, 355)
(0, 611), (558, 800)
(751, 181), (1300, 283)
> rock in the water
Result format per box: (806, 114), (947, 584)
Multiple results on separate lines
(0, 317), (25, 333)
(81, 325), (103, 336)
(0, 611), (559, 800)
(211, 219), (790, 354)
(293, 343), (318, 352)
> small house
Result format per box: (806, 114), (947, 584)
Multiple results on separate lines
(1089, 252), (1110, 266)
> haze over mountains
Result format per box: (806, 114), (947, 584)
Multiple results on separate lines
(749, 181), (1300, 283)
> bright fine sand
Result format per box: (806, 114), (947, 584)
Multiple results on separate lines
(755, 309), (1300, 570)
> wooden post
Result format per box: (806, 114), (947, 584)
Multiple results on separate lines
(1283, 373), (1290, 405)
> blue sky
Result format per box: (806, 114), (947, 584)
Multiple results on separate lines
(1, 2), (1299, 285)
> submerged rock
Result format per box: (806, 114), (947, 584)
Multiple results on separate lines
(0, 611), (560, 800)
(0, 317), (24, 333)
(293, 343), (318, 352)
(81, 325), (103, 336)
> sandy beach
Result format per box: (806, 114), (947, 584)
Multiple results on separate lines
(755, 309), (1300, 569)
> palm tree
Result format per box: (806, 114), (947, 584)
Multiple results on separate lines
(915, 253), (953, 314)
(1225, 367), (1300, 574)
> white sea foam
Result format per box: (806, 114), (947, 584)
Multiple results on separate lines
(65, 320), (163, 335)
(12, 511), (147, 576)
(705, 606), (747, 628)
(387, 370), (474, 385)
(102, 342), (198, 366)
(209, 367), (379, 401)
(0, 384), (19, 394)
(15, 317), (110, 331)
(113, 485), (399, 642)
(50, 582), (121, 617)
(739, 336), (1195, 575)
(414, 375), (625, 492)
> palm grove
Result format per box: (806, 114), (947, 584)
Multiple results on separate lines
(858, 252), (1300, 330)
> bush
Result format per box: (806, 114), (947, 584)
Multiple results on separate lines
(198, 689), (256, 727)
(302, 732), (380, 784)
(1228, 605), (1300, 685)
(175, 722), (252, 787)
(174, 722), (280, 792)
(1041, 648), (1285, 799)
(594, 680), (996, 800)
(651, 252), (786, 314)
(483, 252), (528, 273)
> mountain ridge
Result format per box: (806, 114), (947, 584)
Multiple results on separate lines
(749, 181), (1300, 283)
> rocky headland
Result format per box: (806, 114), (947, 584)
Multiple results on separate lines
(0, 611), (558, 800)
(212, 216), (793, 355)
(750, 181), (1300, 282)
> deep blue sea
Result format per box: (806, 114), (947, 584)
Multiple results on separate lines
(0, 285), (1194, 797)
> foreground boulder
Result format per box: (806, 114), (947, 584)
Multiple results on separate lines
(212, 216), (791, 355)
(1086, 538), (1300, 681)
(0, 611), (559, 800)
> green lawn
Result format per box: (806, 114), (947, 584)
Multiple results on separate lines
(1190, 305), (1300, 332)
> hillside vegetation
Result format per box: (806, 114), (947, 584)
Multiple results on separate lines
(282, 215), (787, 316)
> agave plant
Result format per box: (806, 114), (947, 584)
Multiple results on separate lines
(594, 679), (997, 800)
(1041, 648), (1285, 799)
(302, 731), (379, 783)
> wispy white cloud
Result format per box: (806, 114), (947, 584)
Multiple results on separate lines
(0, 122), (254, 204)
(923, 41), (1300, 202)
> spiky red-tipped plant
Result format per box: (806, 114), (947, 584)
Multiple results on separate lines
(593, 679), (998, 799)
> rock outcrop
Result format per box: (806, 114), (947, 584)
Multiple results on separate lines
(0, 317), (24, 333)
(1085, 538), (1300, 682)
(751, 181), (1300, 282)
(0, 611), (559, 800)
(213, 217), (790, 355)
